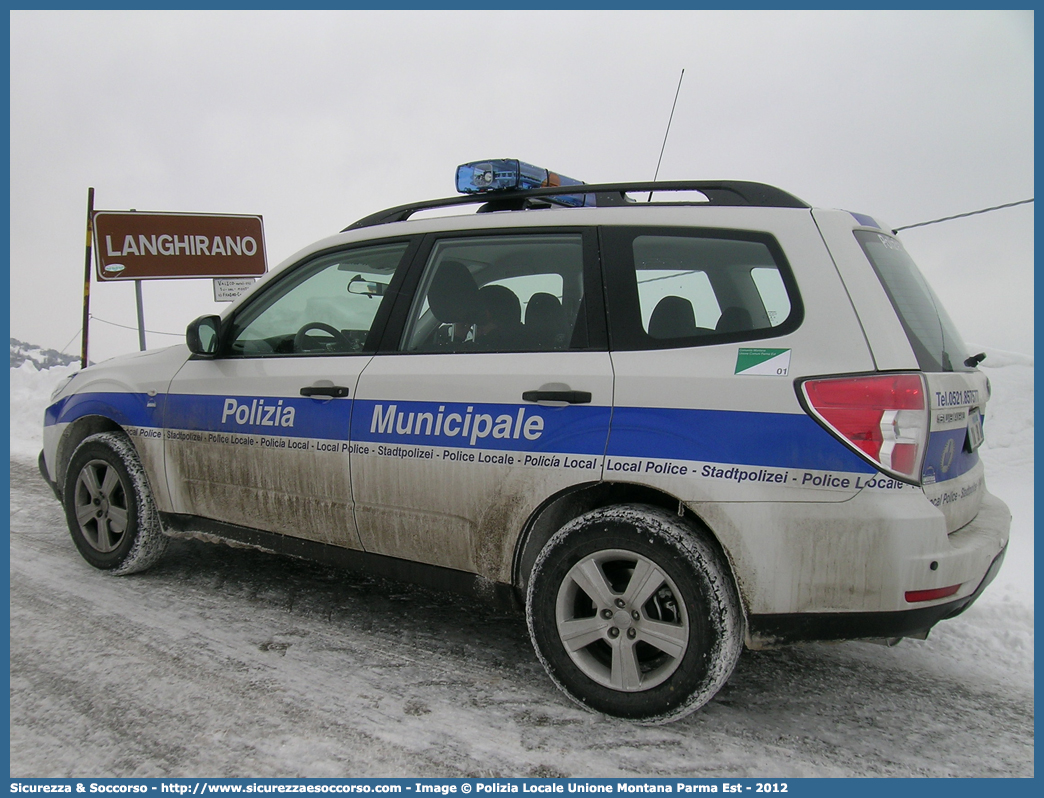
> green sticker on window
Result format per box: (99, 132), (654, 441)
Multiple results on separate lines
(735, 348), (791, 376)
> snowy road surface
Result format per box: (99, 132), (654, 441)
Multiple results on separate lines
(9, 455), (1032, 778)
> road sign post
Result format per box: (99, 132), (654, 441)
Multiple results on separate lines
(134, 280), (147, 351)
(81, 188), (95, 368)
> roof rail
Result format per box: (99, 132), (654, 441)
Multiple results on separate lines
(343, 180), (810, 231)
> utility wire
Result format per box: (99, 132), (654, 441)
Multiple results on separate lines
(59, 328), (82, 355)
(894, 198), (1033, 233)
(91, 315), (182, 337)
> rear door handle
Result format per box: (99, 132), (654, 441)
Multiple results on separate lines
(300, 385), (350, 398)
(522, 390), (592, 404)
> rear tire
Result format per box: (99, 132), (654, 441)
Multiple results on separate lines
(526, 504), (743, 723)
(63, 431), (168, 575)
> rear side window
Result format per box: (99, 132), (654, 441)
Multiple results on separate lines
(399, 233), (592, 354)
(601, 227), (801, 350)
(854, 231), (971, 372)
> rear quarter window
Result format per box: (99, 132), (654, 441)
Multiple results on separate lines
(600, 227), (802, 350)
(854, 230), (971, 372)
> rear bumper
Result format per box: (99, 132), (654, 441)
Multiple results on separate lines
(747, 543), (1007, 647)
(747, 488), (1006, 651)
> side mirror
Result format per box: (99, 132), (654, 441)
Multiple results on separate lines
(187, 315), (221, 356)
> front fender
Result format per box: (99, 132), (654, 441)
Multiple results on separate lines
(47, 391), (164, 430)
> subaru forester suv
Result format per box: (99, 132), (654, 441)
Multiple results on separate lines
(42, 159), (1010, 722)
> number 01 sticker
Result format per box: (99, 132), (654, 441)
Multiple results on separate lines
(735, 348), (792, 376)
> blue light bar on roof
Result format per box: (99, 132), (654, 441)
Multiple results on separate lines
(455, 159), (593, 207)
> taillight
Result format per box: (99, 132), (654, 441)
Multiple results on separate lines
(800, 373), (928, 484)
(905, 585), (961, 603)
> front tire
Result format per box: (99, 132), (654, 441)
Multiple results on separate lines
(63, 431), (168, 575)
(526, 504), (743, 723)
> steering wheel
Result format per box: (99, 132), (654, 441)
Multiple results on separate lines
(293, 322), (352, 353)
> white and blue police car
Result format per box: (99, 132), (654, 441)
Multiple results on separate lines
(41, 160), (1010, 722)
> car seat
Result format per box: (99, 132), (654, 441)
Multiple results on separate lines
(525, 292), (567, 350)
(648, 295), (697, 339)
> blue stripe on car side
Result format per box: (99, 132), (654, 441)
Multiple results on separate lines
(350, 399), (612, 455)
(45, 392), (163, 430)
(164, 394), (351, 439)
(606, 406), (876, 473)
(48, 391), (974, 482)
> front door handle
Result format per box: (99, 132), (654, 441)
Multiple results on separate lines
(522, 389), (592, 404)
(300, 385), (350, 398)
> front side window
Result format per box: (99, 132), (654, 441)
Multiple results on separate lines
(602, 227), (801, 350)
(400, 234), (588, 353)
(227, 241), (410, 357)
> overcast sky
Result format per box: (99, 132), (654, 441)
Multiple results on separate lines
(9, 9), (1034, 362)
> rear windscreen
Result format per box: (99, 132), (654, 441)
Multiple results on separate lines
(854, 230), (972, 372)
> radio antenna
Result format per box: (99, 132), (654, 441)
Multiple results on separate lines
(649, 68), (685, 201)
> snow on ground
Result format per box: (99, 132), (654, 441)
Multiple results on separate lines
(8, 347), (1034, 777)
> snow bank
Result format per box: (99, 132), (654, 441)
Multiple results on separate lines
(9, 360), (78, 461)
(976, 346), (1034, 464)
(972, 347), (1035, 608)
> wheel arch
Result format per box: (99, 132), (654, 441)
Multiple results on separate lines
(55, 415), (125, 500)
(512, 480), (743, 613)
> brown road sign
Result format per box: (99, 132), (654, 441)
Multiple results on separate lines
(93, 211), (267, 280)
